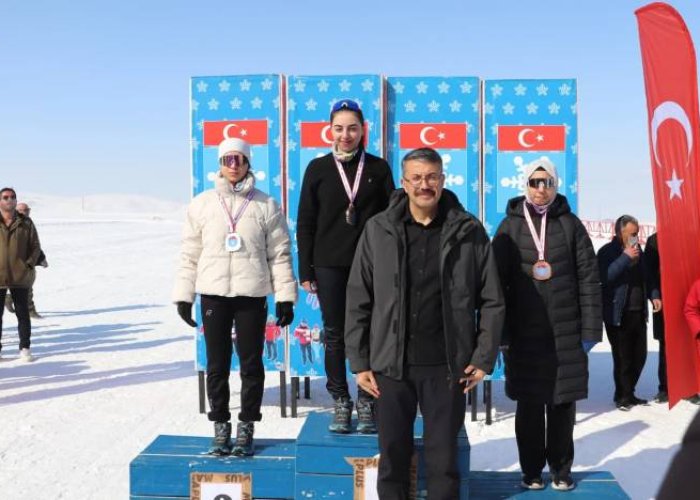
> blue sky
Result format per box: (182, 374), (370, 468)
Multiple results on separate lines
(1, 0), (698, 221)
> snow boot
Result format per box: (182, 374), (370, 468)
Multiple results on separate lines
(209, 422), (233, 456)
(232, 421), (255, 457)
(356, 398), (377, 434)
(328, 397), (353, 434)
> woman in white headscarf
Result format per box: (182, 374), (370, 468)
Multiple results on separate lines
(493, 158), (601, 491)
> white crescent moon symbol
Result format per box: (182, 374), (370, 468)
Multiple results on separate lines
(222, 123), (239, 139)
(420, 126), (438, 146)
(321, 125), (333, 145)
(517, 128), (535, 148)
(651, 101), (693, 168)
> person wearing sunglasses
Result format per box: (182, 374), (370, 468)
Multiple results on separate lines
(492, 158), (601, 491)
(0, 188), (42, 362)
(345, 147), (504, 498)
(4, 202), (48, 319)
(297, 99), (395, 434)
(173, 137), (297, 456)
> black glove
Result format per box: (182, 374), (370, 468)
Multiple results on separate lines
(176, 302), (197, 328)
(275, 301), (294, 327)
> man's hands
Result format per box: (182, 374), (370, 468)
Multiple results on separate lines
(301, 281), (318, 294)
(356, 370), (380, 398)
(176, 302), (197, 328)
(460, 365), (486, 393)
(652, 299), (662, 313)
(623, 245), (640, 262)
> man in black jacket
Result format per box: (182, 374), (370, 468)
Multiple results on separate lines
(598, 215), (660, 411)
(345, 148), (504, 500)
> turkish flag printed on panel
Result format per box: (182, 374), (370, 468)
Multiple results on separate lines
(498, 125), (566, 151)
(300, 122), (369, 148)
(399, 123), (467, 149)
(203, 120), (268, 146)
(637, 2), (700, 406)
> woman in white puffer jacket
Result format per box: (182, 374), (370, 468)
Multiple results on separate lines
(173, 137), (296, 457)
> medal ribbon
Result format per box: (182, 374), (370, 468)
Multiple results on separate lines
(218, 190), (255, 233)
(523, 201), (547, 261)
(333, 151), (365, 207)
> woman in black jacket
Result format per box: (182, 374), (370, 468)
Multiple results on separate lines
(493, 158), (601, 491)
(296, 99), (394, 433)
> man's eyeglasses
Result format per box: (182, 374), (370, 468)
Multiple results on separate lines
(1, 195), (16, 201)
(220, 155), (246, 168)
(402, 173), (443, 188)
(527, 178), (556, 189)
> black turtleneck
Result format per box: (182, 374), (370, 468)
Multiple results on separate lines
(296, 151), (395, 282)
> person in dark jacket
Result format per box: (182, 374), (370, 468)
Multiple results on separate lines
(598, 215), (660, 411)
(345, 148), (504, 500)
(656, 409), (700, 499)
(4, 202), (47, 319)
(645, 232), (669, 403)
(297, 99), (395, 433)
(0, 187), (42, 362)
(646, 233), (700, 405)
(493, 158), (602, 492)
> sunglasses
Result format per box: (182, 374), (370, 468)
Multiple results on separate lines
(220, 155), (246, 168)
(528, 178), (556, 189)
(1, 195), (16, 200)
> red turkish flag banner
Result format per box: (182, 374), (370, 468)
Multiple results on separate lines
(300, 122), (335, 148)
(203, 120), (268, 146)
(497, 125), (566, 151)
(399, 123), (467, 149)
(637, 2), (700, 406)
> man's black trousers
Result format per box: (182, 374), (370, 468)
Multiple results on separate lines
(375, 364), (466, 500)
(606, 310), (647, 403)
(0, 288), (31, 352)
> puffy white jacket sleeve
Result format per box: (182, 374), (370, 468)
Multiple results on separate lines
(265, 198), (298, 304)
(172, 201), (204, 303)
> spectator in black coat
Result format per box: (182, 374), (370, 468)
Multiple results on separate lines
(493, 157), (602, 491)
(598, 216), (660, 411)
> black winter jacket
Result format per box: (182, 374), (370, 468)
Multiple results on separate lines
(597, 239), (659, 327)
(296, 151), (394, 282)
(344, 189), (505, 382)
(493, 195), (602, 404)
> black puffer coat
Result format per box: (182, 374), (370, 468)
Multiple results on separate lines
(493, 195), (602, 404)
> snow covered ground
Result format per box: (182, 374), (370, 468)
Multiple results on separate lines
(0, 197), (696, 499)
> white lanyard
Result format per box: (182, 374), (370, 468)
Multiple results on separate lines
(333, 151), (365, 206)
(217, 190), (255, 233)
(523, 201), (547, 261)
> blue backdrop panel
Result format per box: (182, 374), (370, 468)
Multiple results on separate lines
(286, 74), (384, 377)
(386, 76), (481, 216)
(189, 74), (286, 372)
(483, 79), (578, 237)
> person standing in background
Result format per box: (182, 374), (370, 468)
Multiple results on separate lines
(4, 202), (47, 319)
(0, 188), (42, 362)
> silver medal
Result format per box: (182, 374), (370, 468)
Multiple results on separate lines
(226, 232), (242, 252)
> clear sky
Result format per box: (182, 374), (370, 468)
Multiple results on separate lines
(1, 0), (698, 221)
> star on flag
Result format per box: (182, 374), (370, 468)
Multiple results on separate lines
(666, 170), (684, 199)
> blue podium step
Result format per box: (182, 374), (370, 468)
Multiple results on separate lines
(129, 435), (295, 499)
(295, 411), (470, 498)
(129, 414), (629, 499)
(468, 471), (630, 499)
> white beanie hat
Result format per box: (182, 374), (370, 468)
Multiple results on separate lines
(218, 137), (251, 162)
(524, 157), (558, 186)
